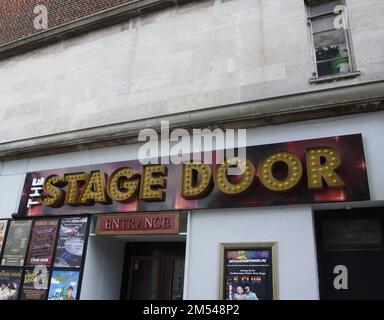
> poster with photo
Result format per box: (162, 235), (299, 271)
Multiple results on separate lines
(0, 268), (22, 300)
(54, 217), (88, 268)
(222, 244), (276, 300)
(0, 220), (8, 255)
(26, 219), (59, 267)
(20, 269), (50, 300)
(48, 270), (80, 300)
(1, 220), (32, 267)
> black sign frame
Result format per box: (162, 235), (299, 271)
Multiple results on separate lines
(219, 242), (278, 300)
(0, 215), (91, 300)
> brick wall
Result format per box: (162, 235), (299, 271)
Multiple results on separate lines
(0, 0), (138, 46)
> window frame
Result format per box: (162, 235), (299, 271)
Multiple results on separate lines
(305, 0), (359, 82)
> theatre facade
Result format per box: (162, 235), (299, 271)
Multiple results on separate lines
(0, 113), (384, 300)
(0, 0), (384, 301)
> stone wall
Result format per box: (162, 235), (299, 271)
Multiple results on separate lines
(0, 0), (383, 145)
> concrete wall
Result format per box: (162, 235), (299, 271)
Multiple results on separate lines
(0, 0), (383, 143)
(185, 206), (319, 300)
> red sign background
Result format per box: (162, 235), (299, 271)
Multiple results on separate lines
(25, 219), (59, 267)
(17, 134), (370, 217)
(96, 212), (179, 235)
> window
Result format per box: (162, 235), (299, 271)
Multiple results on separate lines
(306, 0), (357, 79)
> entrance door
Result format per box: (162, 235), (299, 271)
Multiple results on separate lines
(121, 242), (185, 300)
(315, 208), (384, 299)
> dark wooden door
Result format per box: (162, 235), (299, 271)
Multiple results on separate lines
(122, 242), (185, 300)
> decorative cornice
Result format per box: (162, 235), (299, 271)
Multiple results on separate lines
(1, 80), (383, 160)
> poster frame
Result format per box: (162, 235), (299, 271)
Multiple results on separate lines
(19, 268), (51, 300)
(46, 214), (91, 300)
(46, 268), (82, 301)
(0, 267), (23, 300)
(0, 219), (10, 263)
(53, 215), (90, 270)
(0, 214), (91, 300)
(25, 218), (60, 268)
(1, 219), (33, 267)
(219, 242), (278, 300)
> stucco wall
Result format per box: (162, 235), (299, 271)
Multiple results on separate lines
(80, 236), (126, 300)
(0, 0), (383, 144)
(185, 206), (319, 300)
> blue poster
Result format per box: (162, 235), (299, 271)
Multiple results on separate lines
(48, 270), (80, 300)
(54, 217), (88, 268)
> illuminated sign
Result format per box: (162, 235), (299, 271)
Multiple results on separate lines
(17, 134), (370, 217)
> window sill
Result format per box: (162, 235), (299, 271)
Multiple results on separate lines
(309, 71), (361, 84)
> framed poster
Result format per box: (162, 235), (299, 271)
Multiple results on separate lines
(26, 219), (59, 267)
(1, 220), (32, 267)
(53, 217), (89, 268)
(220, 243), (278, 300)
(20, 268), (50, 300)
(0, 268), (22, 300)
(0, 220), (8, 256)
(47, 270), (80, 300)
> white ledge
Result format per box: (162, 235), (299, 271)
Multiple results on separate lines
(309, 71), (361, 84)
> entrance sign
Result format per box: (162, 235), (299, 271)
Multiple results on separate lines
(220, 243), (278, 300)
(96, 212), (179, 235)
(17, 134), (370, 217)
